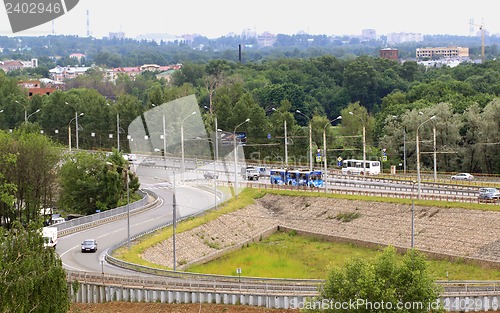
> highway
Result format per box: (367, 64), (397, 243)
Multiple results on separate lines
(58, 164), (218, 276)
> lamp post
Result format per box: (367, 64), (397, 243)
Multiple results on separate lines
(416, 115), (436, 199)
(66, 102), (82, 150)
(411, 180), (416, 248)
(68, 112), (84, 152)
(295, 110), (312, 171)
(234, 118), (250, 198)
(272, 108), (288, 166)
(349, 112), (366, 176)
(15, 100), (27, 123)
(180, 111), (197, 175)
(107, 103), (121, 151)
(323, 116), (342, 192)
(26, 108), (41, 122)
(391, 116), (407, 174)
(433, 124), (437, 182)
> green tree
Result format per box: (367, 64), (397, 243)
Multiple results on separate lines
(58, 151), (125, 214)
(305, 247), (442, 313)
(0, 221), (70, 313)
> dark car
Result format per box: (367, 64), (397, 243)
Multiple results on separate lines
(81, 239), (97, 252)
(478, 188), (500, 203)
(203, 171), (218, 179)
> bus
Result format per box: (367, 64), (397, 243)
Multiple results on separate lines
(270, 169), (324, 187)
(341, 159), (381, 175)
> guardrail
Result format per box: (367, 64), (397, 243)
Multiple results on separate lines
(56, 189), (160, 237)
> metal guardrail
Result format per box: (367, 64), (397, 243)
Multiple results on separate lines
(66, 268), (500, 297)
(56, 189), (158, 237)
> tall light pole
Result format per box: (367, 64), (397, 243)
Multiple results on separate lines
(392, 116), (407, 174)
(26, 108), (41, 122)
(272, 108), (288, 166)
(416, 115), (436, 199)
(107, 103), (120, 151)
(295, 110), (312, 171)
(411, 180), (416, 248)
(66, 102), (82, 150)
(15, 100), (27, 123)
(68, 113), (84, 152)
(180, 111), (197, 175)
(323, 116), (342, 192)
(234, 118), (250, 198)
(433, 124), (437, 182)
(349, 112), (366, 176)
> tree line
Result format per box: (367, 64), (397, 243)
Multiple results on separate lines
(2, 55), (500, 174)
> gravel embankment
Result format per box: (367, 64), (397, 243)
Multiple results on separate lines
(141, 194), (500, 268)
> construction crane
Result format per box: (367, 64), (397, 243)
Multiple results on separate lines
(470, 19), (485, 61)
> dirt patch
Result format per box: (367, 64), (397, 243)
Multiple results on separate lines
(141, 194), (500, 269)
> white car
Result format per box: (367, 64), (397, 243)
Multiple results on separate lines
(451, 173), (474, 180)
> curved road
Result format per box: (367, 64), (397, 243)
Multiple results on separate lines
(58, 165), (218, 276)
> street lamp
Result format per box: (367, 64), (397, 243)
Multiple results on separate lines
(68, 113), (84, 152)
(15, 100), (27, 123)
(234, 118), (250, 198)
(295, 110), (312, 171)
(180, 111), (197, 175)
(411, 180), (416, 248)
(349, 112), (366, 176)
(272, 108), (288, 166)
(66, 102), (82, 150)
(416, 115), (436, 199)
(323, 116), (342, 192)
(107, 103), (120, 151)
(391, 115), (407, 175)
(26, 108), (41, 122)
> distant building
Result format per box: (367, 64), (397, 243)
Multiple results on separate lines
(0, 58), (38, 72)
(416, 46), (469, 60)
(18, 80), (59, 97)
(256, 32), (277, 47)
(387, 32), (423, 44)
(106, 64), (182, 82)
(69, 53), (86, 63)
(109, 32), (125, 40)
(361, 29), (377, 41)
(49, 65), (91, 82)
(380, 48), (398, 60)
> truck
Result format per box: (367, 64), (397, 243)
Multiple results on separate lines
(42, 227), (58, 248)
(241, 166), (260, 181)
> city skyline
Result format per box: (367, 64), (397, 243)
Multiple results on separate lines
(0, 0), (498, 39)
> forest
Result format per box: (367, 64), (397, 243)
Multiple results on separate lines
(1, 52), (500, 175)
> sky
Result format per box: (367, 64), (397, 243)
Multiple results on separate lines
(0, 0), (498, 39)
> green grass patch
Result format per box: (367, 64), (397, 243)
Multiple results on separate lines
(113, 186), (499, 273)
(112, 188), (265, 268)
(186, 230), (500, 280)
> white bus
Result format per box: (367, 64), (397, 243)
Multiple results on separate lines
(341, 159), (381, 175)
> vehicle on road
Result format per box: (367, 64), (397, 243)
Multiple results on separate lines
(42, 227), (58, 248)
(478, 188), (500, 202)
(451, 173), (474, 180)
(241, 166), (259, 180)
(81, 239), (98, 252)
(203, 171), (218, 179)
(341, 159), (380, 175)
(141, 159), (156, 166)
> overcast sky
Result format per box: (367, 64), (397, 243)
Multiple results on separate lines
(0, 0), (498, 39)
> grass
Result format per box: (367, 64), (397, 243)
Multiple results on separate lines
(113, 186), (499, 277)
(186, 230), (500, 281)
(112, 187), (266, 267)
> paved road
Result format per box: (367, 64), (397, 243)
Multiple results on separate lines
(58, 166), (218, 276)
